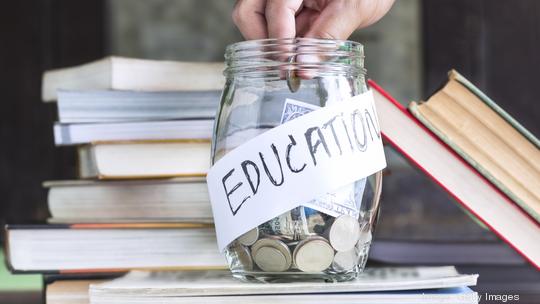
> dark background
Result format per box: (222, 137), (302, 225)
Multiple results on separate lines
(0, 1), (539, 302)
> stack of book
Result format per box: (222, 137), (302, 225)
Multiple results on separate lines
(3, 56), (539, 302)
(5, 56), (230, 275)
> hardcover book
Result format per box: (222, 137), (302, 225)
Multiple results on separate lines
(369, 80), (540, 269)
(408, 70), (540, 222)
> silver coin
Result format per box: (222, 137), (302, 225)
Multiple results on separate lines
(237, 227), (259, 246)
(357, 223), (372, 245)
(332, 249), (358, 272)
(328, 215), (361, 252)
(293, 237), (334, 272)
(229, 242), (254, 271)
(286, 56), (300, 93)
(251, 238), (292, 272)
(253, 247), (288, 272)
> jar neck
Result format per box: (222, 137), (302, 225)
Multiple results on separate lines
(224, 38), (365, 80)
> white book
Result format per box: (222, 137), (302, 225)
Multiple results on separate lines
(42, 57), (225, 102)
(44, 178), (213, 222)
(48, 274), (478, 304)
(5, 225), (225, 272)
(89, 288), (478, 304)
(78, 141), (211, 179)
(54, 119), (213, 146)
(57, 90), (221, 123)
(89, 268), (478, 304)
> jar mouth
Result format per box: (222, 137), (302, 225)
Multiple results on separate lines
(225, 38), (365, 79)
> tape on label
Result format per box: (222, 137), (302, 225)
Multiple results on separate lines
(207, 90), (386, 251)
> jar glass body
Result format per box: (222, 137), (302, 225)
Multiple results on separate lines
(212, 39), (382, 282)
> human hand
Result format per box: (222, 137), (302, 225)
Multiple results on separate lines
(232, 0), (395, 40)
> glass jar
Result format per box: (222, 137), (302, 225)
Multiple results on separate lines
(212, 38), (383, 282)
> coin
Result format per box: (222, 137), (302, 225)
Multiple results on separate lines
(328, 215), (361, 252)
(251, 238), (292, 272)
(286, 56), (301, 93)
(293, 236), (334, 272)
(229, 242), (254, 271)
(332, 249), (358, 271)
(357, 223), (372, 245)
(237, 227), (259, 246)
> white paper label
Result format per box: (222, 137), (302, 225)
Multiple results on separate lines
(207, 90), (386, 251)
(280, 99), (367, 219)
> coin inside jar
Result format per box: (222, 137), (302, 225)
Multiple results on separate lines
(332, 249), (358, 272)
(293, 237), (334, 272)
(229, 243), (254, 271)
(251, 238), (292, 272)
(237, 228), (259, 246)
(357, 223), (373, 245)
(286, 56), (301, 93)
(328, 215), (361, 252)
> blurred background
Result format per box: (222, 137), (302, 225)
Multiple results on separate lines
(1, 0), (539, 302)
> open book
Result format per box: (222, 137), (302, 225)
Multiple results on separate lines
(88, 267), (478, 304)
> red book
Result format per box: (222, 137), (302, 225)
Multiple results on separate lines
(369, 80), (540, 270)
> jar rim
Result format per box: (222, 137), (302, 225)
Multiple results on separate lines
(224, 38), (365, 79)
(226, 38), (364, 53)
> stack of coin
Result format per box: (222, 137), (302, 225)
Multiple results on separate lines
(292, 236), (334, 272)
(251, 238), (292, 272)
(229, 209), (367, 273)
(327, 215), (363, 272)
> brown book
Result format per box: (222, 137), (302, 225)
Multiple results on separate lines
(409, 70), (540, 223)
(46, 280), (102, 304)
